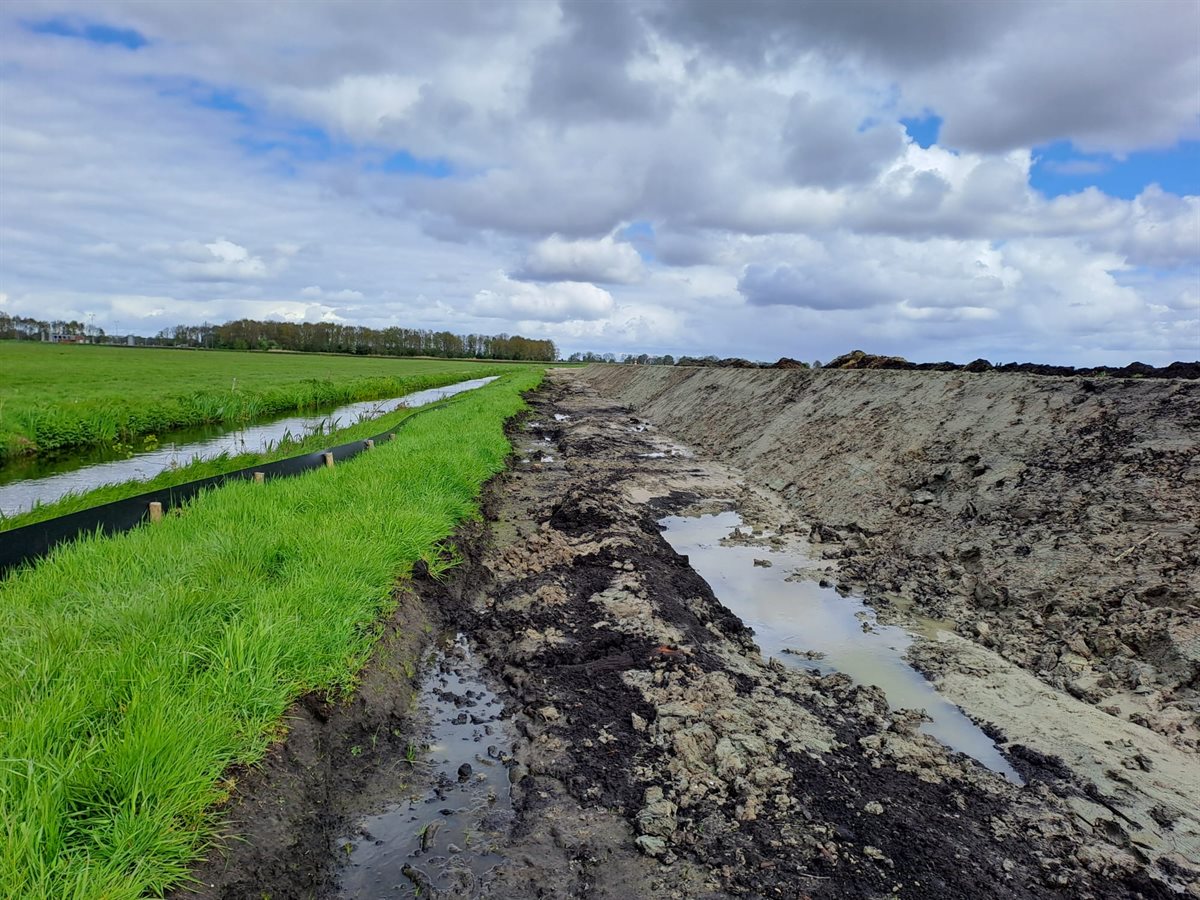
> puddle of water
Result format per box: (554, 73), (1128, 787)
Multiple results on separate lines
(553, 414), (570, 422)
(660, 510), (1023, 784)
(337, 634), (515, 898)
(0, 376), (499, 517)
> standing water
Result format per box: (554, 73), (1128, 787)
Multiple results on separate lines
(0, 376), (499, 517)
(660, 510), (1022, 784)
(336, 635), (515, 898)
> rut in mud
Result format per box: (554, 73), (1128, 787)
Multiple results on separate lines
(183, 369), (1192, 899)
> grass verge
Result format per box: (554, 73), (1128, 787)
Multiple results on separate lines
(0, 342), (528, 459)
(0, 368), (542, 899)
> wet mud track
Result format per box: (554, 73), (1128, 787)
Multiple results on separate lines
(185, 371), (1188, 899)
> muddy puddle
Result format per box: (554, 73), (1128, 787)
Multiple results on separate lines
(0, 376), (499, 517)
(335, 634), (515, 899)
(660, 510), (1023, 784)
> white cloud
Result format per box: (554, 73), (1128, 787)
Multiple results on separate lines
(153, 239), (271, 282)
(471, 276), (615, 322)
(0, 0), (1195, 365)
(515, 234), (644, 284)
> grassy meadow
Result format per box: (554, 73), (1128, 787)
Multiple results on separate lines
(0, 368), (542, 899)
(0, 342), (528, 459)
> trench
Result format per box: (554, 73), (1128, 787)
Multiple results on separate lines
(0, 376), (499, 516)
(334, 634), (516, 899)
(660, 509), (1024, 784)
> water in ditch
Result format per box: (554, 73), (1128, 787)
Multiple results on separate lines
(0, 376), (499, 517)
(660, 510), (1023, 784)
(336, 634), (515, 898)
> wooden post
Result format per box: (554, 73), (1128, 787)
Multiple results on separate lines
(364, 439), (374, 450)
(322, 452), (335, 468)
(148, 501), (163, 523)
(253, 471), (265, 484)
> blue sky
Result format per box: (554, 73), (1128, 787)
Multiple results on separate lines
(27, 15), (148, 49)
(1, 1), (1197, 364)
(1030, 140), (1200, 200)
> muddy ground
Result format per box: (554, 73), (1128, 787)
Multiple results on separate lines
(184, 369), (1197, 899)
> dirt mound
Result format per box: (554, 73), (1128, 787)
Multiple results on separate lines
(825, 350), (916, 370)
(582, 364), (1200, 754)
(769, 356), (810, 369)
(820, 349), (1200, 379)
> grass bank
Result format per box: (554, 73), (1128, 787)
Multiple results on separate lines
(0, 368), (542, 899)
(0, 342), (529, 459)
(0, 389), (476, 532)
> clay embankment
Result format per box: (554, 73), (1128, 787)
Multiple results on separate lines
(581, 365), (1200, 884)
(582, 366), (1199, 747)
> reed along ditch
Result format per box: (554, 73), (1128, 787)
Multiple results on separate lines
(0, 375), (499, 517)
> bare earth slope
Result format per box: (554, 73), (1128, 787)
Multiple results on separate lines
(582, 365), (1199, 752)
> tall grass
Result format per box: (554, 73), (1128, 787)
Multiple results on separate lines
(0, 369), (542, 899)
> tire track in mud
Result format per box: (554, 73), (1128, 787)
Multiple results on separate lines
(182, 371), (1186, 899)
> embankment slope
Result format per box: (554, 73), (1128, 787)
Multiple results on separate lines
(582, 365), (1200, 753)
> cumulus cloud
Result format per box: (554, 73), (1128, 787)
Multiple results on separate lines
(157, 239), (272, 282)
(514, 234), (644, 284)
(471, 276), (615, 322)
(783, 93), (906, 187)
(0, 0), (1196, 365)
(739, 263), (893, 311)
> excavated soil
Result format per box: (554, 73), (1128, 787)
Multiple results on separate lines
(182, 369), (1196, 899)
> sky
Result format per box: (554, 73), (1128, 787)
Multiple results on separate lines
(0, 0), (1197, 365)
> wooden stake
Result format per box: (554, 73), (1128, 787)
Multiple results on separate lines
(148, 501), (163, 523)
(253, 471), (265, 484)
(322, 452), (335, 468)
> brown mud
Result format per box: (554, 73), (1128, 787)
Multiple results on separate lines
(181, 369), (1195, 898)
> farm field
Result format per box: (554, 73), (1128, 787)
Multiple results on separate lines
(0, 368), (542, 899)
(0, 342), (532, 459)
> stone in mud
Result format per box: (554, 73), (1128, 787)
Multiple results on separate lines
(753, 558), (773, 567)
(864, 801), (884, 815)
(635, 787), (678, 838)
(635, 834), (668, 858)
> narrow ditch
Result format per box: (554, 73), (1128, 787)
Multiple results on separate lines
(659, 508), (1024, 784)
(334, 633), (516, 898)
(0, 376), (500, 516)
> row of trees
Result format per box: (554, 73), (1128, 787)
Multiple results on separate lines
(0, 314), (103, 341)
(0, 313), (557, 362)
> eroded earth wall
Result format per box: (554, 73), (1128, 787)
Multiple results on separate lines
(581, 365), (1200, 753)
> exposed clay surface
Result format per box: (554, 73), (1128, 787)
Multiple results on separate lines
(182, 369), (1196, 898)
(583, 365), (1200, 754)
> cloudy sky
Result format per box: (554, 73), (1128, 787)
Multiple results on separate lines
(1, 0), (1197, 364)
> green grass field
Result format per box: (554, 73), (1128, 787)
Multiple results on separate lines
(0, 368), (542, 899)
(0, 342), (531, 460)
(0, 393), (454, 531)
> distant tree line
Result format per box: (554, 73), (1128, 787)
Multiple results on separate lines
(1, 313), (557, 362)
(0, 314), (102, 341)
